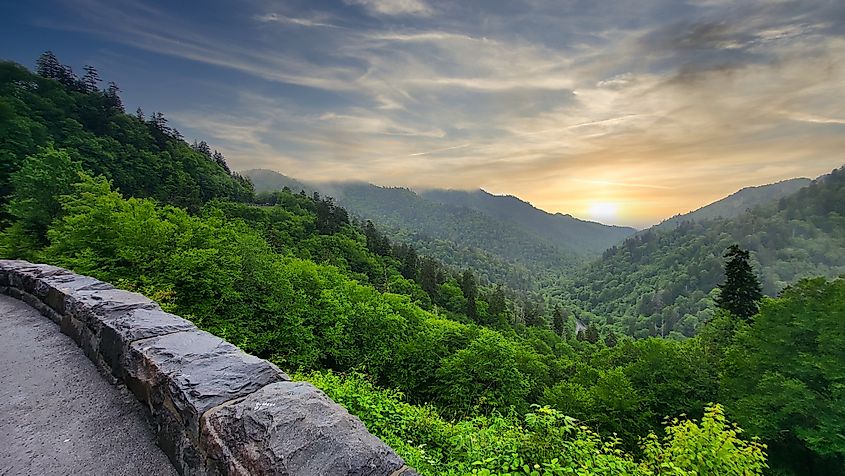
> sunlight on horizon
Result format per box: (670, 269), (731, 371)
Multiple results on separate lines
(587, 202), (620, 222)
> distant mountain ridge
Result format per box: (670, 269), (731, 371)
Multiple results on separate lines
(653, 178), (812, 231)
(242, 169), (635, 289)
(563, 166), (845, 338)
(420, 188), (635, 255)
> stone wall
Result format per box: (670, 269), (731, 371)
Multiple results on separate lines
(0, 260), (418, 476)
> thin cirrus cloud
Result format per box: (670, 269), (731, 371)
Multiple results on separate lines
(16, 0), (845, 227)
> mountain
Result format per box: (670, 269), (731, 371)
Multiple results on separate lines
(242, 169), (635, 289)
(241, 169), (316, 197)
(563, 166), (845, 338)
(653, 178), (812, 231)
(420, 188), (635, 255)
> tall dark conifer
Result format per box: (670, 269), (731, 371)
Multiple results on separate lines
(716, 245), (763, 320)
(36, 51), (61, 79)
(82, 65), (101, 92)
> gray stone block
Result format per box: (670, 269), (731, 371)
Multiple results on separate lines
(201, 381), (406, 476)
(123, 330), (289, 474)
(3, 261), (71, 295)
(99, 308), (198, 377)
(126, 330), (289, 434)
(62, 287), (162, 358)
(125, 330), (289, 473)
(35, 273), (114, 314)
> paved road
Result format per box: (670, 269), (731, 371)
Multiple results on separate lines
(0, 294), (177, 476)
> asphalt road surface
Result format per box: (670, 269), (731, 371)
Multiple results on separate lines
(0, 294), (177, 476)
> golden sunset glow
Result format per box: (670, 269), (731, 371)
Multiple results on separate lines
(587, 202), (620, 222)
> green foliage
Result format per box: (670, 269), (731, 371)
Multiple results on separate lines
(13, 54), (845, 475)
(722, 278), (845, 474)
(302, 371), (765, 476)
(639, 404), (768, 475)
(6, 146), (81, 247)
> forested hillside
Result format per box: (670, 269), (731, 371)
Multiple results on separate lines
(241, 168), (316, 197)
(418, 188), (635, 255)
(563, 169), (845, 338)
(3, 54), (844, 475)
(243, 169), (634, 290)
(653, 178), (812, 231)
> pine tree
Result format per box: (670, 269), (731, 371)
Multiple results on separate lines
(105, 82), (124, 112)
(82, 65), (101, 92)
(716, 245), (763, 320)
(419, 257), (440, 298)
(35, 51), (61, 79)
(212, 150), (230, 173)
(583, 323), (599, 344)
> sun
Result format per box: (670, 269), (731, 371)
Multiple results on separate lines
(587, 202), (620, 221)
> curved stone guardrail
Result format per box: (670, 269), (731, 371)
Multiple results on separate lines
(0, 260), (418, 476)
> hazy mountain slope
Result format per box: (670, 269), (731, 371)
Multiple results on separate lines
(653, 178), (812, 231)
(243, 169), (580, 288)
(326, 183), (578, 289)
(242, 169), (315, 196)
(421, 189), (635, 254)
(562, 166), (845, 338)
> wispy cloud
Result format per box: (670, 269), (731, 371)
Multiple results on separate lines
(31, 0), (845, 226)
(254, 13), (341, 29)
(343, 0), (432, 17)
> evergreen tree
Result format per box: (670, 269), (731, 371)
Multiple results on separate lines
(105, 82), (124, 112)
(212, 150), (230, 173)
(35, 51), (61, 79)
(193, 140), (212, 157)
(82, 65), (101, 93)
(419, 257), (440, 298)
(399, 245), (419, 280)
(583, 323), (599, 344)
(716, 245), (763, 320)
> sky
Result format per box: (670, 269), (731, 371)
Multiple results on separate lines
(2, 0), (844, 228)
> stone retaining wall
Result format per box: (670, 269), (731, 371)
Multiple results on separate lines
(0, 260), (418, 476)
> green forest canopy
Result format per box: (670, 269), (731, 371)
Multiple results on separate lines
(2, 54), (844, 475)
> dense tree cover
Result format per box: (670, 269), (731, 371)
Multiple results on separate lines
(720, 278), (845, 475)
(244, 170), (580, 290)
(2, 148), (769, 471)
(653, 179), (811, 232)
(562, 167), (845, 338)
(0, 58), (252, 224)
(419, 189), (635, 255)
(6, 55), (845, 474)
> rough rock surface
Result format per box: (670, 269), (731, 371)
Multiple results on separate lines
(202, 381), (409, 476)
(125, 329), (290, 473)
(99, 307), (198, 377)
